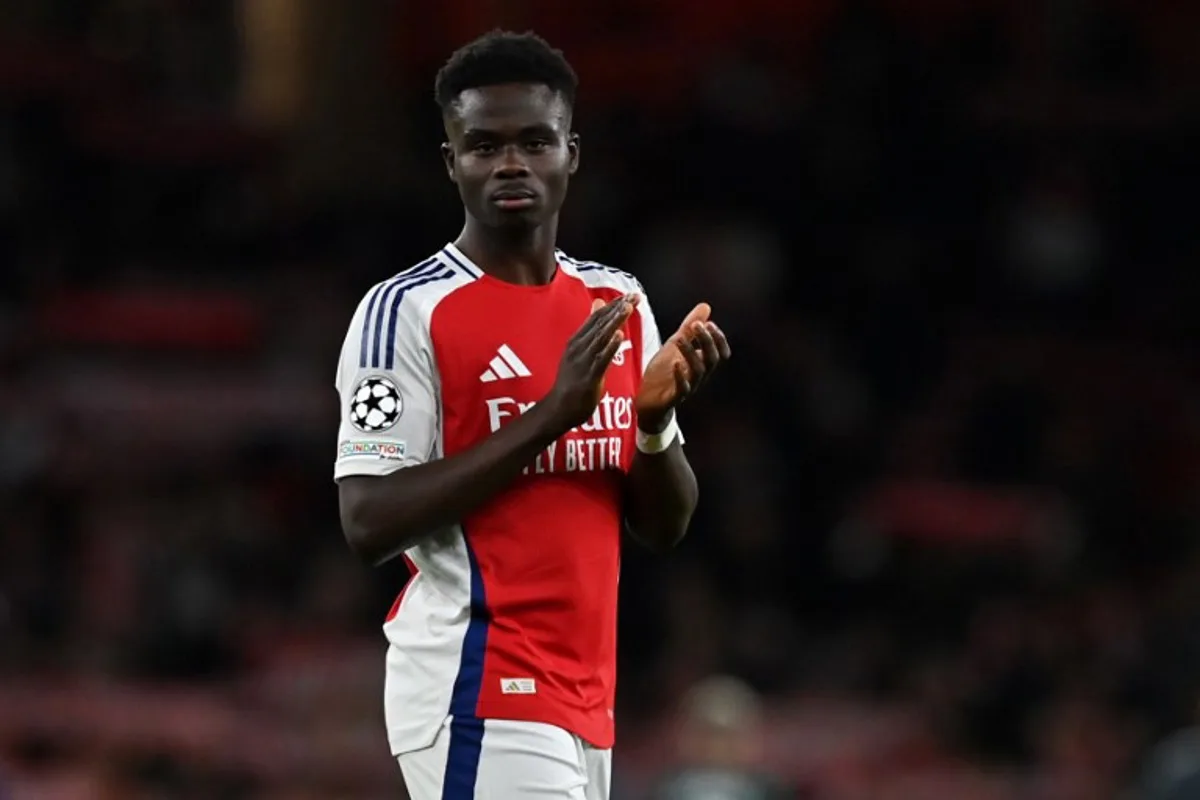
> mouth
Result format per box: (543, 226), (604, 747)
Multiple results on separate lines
(491, 188), (538, 210)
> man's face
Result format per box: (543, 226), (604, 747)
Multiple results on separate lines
(442, 83), (579, 230)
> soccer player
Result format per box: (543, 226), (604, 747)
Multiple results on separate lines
(333, 30), (730, 799)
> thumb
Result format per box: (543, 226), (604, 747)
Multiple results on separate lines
(591, 298), (606, 313)
(674, 302), (712, 338)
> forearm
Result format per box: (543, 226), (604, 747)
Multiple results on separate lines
(339, 403), (564, 565)
(624, 417), (698, 552)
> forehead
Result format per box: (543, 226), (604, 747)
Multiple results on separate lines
(448, 84), (570, 133)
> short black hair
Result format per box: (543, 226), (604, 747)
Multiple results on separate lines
(434, 30), (578, 114)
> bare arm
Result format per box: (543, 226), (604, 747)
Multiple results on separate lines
(339, 295), (637, 566)
(624, 414), (698, 552)
(339, 403), (564, 565)
(625, 311), (729, 552)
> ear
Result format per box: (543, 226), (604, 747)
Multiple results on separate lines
(567, 132), (580, 176)
(440, 142), (456, 183)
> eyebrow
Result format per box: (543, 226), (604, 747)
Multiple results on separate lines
(462, 123), (559, 139)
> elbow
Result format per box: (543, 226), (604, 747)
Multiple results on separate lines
(640, 524), (690, 554)
(626, 472), (699, 553)
(340, 515), (388, 566)
(628, 503), (696, 554)
(338, 475), (426, 566)
(339, 496), (413, 567)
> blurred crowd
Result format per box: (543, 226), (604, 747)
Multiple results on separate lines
(2, 1), (1200, 798)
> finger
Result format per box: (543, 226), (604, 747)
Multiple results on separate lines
(574, 296), (629, 346)
(707, 322), (732, 360)
(673, 359), (692, 399)
(582, 297), (636, 352)
(592, 330), (625, 375)
(673, 302), (712, 339)
(587, 294), (636, 336)
(584, 299), (631, 349)
(571, 299), (614, 344)
(676, 335), (706, 384)
(693, 323), (721, 370)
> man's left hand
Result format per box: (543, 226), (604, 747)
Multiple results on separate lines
(635, 302), (731, 432)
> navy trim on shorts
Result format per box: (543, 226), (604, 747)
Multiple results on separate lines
(440, 716), (485, 799)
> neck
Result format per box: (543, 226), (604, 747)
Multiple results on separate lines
(455, 215), (559, 286)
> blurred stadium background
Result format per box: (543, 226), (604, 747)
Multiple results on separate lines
(2, 1), (1199, 797)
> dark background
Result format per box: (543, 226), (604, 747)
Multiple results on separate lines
(2, 1), (1199, 797)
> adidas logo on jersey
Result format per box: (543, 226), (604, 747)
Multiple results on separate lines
(480, 344), (532, 383)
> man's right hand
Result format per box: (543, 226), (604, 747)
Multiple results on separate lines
(543, 294), (638, 431)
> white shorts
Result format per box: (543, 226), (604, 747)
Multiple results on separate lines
(397, 716), (611, 800)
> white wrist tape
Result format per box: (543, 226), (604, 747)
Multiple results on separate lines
(636, 414), (681, 455)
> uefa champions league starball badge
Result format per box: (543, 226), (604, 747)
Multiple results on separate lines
(349, 376), (403, 432)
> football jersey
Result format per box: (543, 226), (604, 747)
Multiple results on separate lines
(333, 243), (675, 755)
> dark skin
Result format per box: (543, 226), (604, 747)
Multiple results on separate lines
(337, 82), (730, 565)
(441, 83), (576, 287)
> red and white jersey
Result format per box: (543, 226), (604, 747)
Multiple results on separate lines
(333, 243), (672, 755)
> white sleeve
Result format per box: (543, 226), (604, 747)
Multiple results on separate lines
(636, 286), (665, 378)
(333, 288), (439, 480)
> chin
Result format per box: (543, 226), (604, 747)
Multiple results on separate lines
(488, 211), (543, 230)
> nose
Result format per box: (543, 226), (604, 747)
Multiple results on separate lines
(494, 144), (530, 178)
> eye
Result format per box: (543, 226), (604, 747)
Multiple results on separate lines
(525, 139), (551, 152)
(470, 141), (497, 155)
